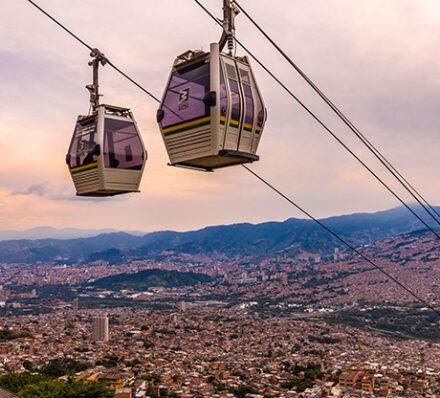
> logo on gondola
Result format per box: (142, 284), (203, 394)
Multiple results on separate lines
(178, 88), (190, 111)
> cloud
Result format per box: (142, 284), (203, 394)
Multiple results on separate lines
(11, 183), (49, 197)
(10, 182), (126, 203)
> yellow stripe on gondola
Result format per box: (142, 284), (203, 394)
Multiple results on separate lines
(162, 116), (211, 135)
(220, 117), (239, 128)
(229, 119), (239, 128)
(70, 162), (98, 174)
(220, 117), (260, 133)
(243, 123), (253, 132)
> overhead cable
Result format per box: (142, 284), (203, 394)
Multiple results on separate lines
(242, 164), (440, 318)
(191, 0), (440, 241)
(26, 0), (160, 103)
(234, 0), (440, 227)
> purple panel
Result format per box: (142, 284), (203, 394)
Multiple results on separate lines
(229, 79), (241, 123)
(220, 64), (228, 118)
(68, 120), (98, 169)
(243, 85), (254, 126)
(161, 62), (210, 128)
(255, 91), (264, 128)
(104, 119), (144, 170)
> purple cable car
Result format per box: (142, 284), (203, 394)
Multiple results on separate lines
(157, 42), (266, 171)
(66, 50), (147, 196)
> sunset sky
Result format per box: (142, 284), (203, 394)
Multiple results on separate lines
(1, 0), (439, 233)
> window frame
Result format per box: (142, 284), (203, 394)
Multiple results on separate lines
(103, 117), (145, 170)
(68, 117), (98, 169)
(160, 60), (212, 130)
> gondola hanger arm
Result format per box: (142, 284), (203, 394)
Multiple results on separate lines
(219, 0), (239, 54)
(86, 48), (108, 109)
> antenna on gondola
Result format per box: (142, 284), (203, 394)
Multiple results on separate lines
(219, 0), (239, 54)
(86, 49), (108, 110)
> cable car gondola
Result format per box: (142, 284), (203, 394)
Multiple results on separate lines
(156, 2), (267, 171)
(66, 50), (147, 196)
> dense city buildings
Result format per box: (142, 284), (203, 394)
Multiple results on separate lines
(1, 228), (440, 396)
(1, 305), (439, 397)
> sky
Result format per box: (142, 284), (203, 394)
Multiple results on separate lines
(1, 0), (440, 233)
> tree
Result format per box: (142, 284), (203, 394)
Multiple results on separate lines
(40, 358), (89, 378)
(0, 373), (113, 398)
(95, 356), (118, 369)
(22, 360), (34, 372)
(0, 373), (47, 394)
(229, 385), (256, 398)
(19, 379), (113, 398)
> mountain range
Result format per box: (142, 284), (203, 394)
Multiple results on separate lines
(0, 227), (147, 241)
(0, 205), (438, 264)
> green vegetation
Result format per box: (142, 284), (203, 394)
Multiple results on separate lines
(142, 373), (162, 383)
(207, 376), (226, 392)
(125, 359), (140, 368)
(143, 338), (154, 349)
(331, 369), (342, 383)
(308, 334), (341, 344)
(229, 385), (257, 398)
(281, 363), (321, 392)
(325, 307), (440, 342)
(0, 372), (45, 393)
(0, 372), (113, 398)
(0, 329), (34, 341)
(153, 328), (176, 335)
(89, 269), (212, 291)
(301, 277), (332, 289)
(95, 356), (119, 369)
(39, 358), (90, 378)
(291, 343), (301, 353)
(22, 360), (35, 372)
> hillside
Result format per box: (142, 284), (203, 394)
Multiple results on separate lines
(0, 205), (438, 264)
(89, 269), (212, 291)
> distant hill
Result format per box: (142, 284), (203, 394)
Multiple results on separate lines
(0, 205), (438, 264)
(0, 226), (146, 241)
(89, 269), (212, 291)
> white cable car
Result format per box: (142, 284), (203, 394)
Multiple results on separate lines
(157, 2), (267, 171)
(66, 50), (147, 196)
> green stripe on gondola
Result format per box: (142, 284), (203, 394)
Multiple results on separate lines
(220, 118), (258, 133)
(229, 119), (239, 128)
(163, 116), (211, 136)
(71, 163), (98, 174)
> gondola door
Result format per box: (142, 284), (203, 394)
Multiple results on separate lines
(67, 115), (102, 195)
(235, 60), (255, 153)
(220, 56), (244, 152)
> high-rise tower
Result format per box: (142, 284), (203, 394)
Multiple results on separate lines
(92, 314), (109, 342)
